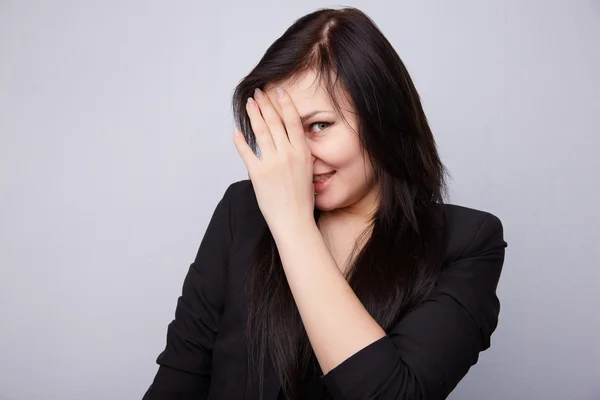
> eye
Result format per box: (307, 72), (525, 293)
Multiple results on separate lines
(309, 121), (333, 134)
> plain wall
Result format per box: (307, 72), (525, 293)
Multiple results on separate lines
(1, 1), (598, 399)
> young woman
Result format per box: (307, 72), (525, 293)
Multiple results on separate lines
(143, 6), (507, 400)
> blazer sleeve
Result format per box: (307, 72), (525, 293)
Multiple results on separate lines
(143, 183), (235, 400)
(320, 213), (507, 400)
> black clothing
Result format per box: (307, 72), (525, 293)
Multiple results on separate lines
(143, 179), (508, 399)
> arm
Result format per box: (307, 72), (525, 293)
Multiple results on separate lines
(274, 213), (507, 400)
(143, 183), (235, 400)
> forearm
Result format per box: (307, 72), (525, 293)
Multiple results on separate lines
(272, 221), (386, 375)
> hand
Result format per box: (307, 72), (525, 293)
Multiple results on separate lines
(233, 87), (315, 236)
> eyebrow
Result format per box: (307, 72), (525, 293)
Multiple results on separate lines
(300, 110), (333, 123)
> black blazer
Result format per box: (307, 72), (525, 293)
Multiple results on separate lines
(143, 179), (507, 400)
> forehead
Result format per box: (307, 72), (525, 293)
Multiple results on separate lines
(264, 70), (350, 114)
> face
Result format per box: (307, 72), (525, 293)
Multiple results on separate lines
(263, 70), (379, 220)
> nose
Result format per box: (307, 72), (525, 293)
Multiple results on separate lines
(305, 136), (317, 163)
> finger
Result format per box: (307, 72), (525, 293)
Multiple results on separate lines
(246, 96), (276, 156)
(253, 88), (289, 151)
(273, 88), (306, 151)
(232, 129), (258, 169)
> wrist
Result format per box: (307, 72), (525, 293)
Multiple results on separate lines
(271, 215), (318, 243)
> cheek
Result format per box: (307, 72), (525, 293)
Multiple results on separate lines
(336, 145), (376, 187)
(312, 139), (357, 168)
(321, 144), (373, 189)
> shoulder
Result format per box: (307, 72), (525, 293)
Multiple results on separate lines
(221, 179), (265, 240)
(430, 204), (508, 351)
(223, 178), (260, 215)
(438, 203), (507, 266)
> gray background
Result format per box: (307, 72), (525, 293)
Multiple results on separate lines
(1, 1), (598, 399)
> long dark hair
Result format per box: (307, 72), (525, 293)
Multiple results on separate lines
(231, 7), (450, 400)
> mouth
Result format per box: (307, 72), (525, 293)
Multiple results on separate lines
(313, 171), (336, 183)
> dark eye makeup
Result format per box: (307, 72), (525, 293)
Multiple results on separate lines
(309, 121), (333, 134)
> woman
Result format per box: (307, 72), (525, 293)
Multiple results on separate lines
(143, 6), (507, 400)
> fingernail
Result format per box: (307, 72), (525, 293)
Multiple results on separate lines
(254, 88), (264, 100)
(276, 87), (285, 99)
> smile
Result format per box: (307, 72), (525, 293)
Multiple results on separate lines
(313, 171), (336, 183)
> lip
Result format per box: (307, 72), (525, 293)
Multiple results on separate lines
(313, 171), (335, 176)
(313, 171), (336, 193)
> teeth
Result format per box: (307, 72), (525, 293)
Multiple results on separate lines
(313, 172), (335, 183)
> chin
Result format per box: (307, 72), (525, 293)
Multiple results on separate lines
(315, 196), (338, 212)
